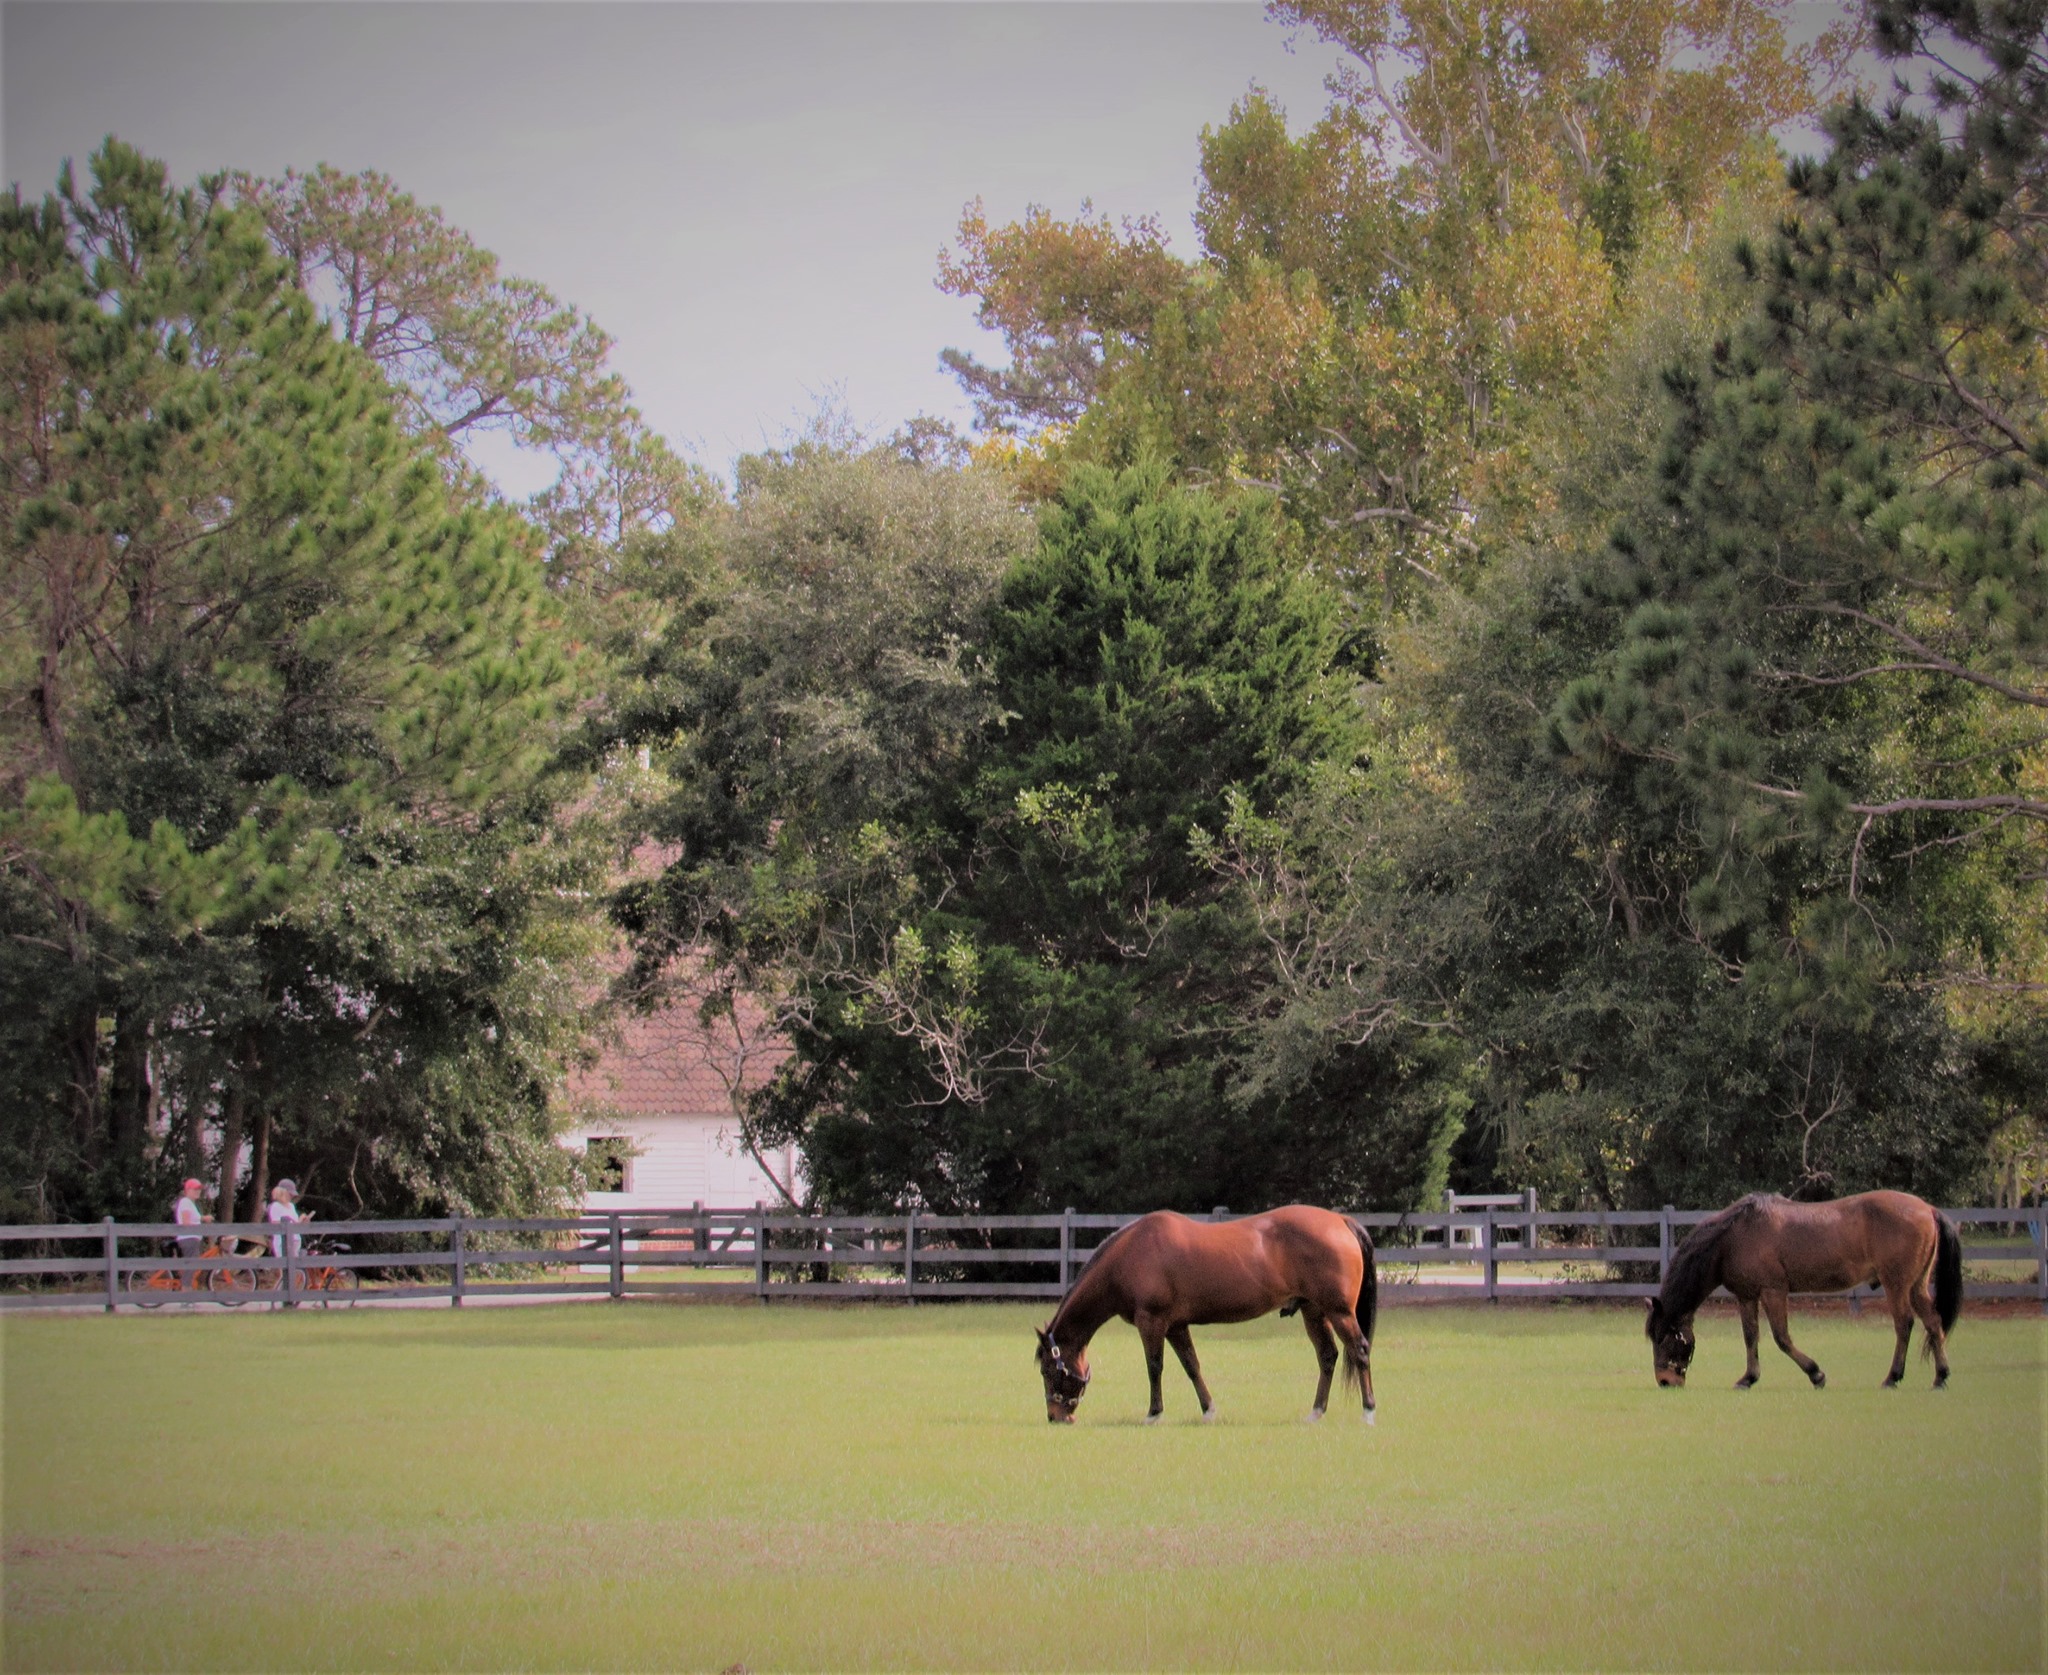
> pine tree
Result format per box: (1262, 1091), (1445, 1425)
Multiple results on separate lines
(0, 143), (592, 1219)
(1532, 3), (2048, 1197)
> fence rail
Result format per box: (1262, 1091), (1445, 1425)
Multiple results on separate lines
(2, 1203), (2041, 1313)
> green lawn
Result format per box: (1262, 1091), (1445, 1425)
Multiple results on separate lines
(2, 1301), (2040, 1672)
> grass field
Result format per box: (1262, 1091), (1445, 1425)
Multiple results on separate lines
(2, 1300), (2040, 1672)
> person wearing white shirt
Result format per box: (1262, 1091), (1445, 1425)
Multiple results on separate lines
(174, 1178), (206, 1290)
(266, 1180), (304, 1262)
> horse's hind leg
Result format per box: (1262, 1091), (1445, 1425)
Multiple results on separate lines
(1330, 1311), (1375, 1416)
(1167, 1323), (1215, 1419)
(1735, 1296), (1761, 1389)
(1762, 1289), (1825, 1388)
(1906, 1276), (1950, 1389)
(1299, 1309), (1339, 1420)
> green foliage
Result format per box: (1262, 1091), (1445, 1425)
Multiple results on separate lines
(1555, 6), (2047, 890)
(750, 461), (1400, 1211)
(1433, 556), (1995, 1206)
(590, 434), (1035, 1202)
(19, 8), (2035, 1229)
(233, 164), (720, 602)
(0, 141), (595, 1222)
(599, 449), (1396, 1211)
(943, 1), (1851, 616)
(1530, 2), (2046, 1192)
(1187, 75), (2021, 1209)
(670, 4), (2030, 1215)
(593, 1), (2035, 1218)
(978, 459), (1359, 917)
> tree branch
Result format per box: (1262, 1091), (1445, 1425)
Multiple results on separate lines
(1366, 52), (1450, 173)
(1774, 602), (2048, 710)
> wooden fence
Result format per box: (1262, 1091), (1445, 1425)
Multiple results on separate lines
(2, 1203), (2043, 1313)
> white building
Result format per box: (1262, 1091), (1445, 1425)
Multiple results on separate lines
(561, 984), (800, 1210)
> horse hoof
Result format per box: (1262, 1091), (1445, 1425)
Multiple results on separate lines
(1734, 1377), (1756, 1391)
(1933, 1375), (1949, 1390)
(1810, 1372), (1826, 1390)
(1201, 1406), (1217, 1424)
(1143, 1413), (1162, 1426)
(1882, 1377), (1901, 1390)
(1306, 1408), (1324, 1424)
(1362, 1408), (1376, 1427)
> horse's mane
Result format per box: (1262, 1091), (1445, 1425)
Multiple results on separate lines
(1655, 1194), (1774, 1323)
(1046, 1218), (1137, 1336)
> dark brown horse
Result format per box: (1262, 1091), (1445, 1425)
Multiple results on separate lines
(1034, 1206), (1378, 1424)
(1646, 1191), (1961, 1391)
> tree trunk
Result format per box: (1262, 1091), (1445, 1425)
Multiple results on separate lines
(181, 1096), (207, 1182)
(243, 1106), (272, 1226)
(216, 1077), (246, 1231)
(64, 998), (101, 1159)
(108, 1010), (154, 1165)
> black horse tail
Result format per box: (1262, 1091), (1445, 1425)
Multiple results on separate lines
(1348, 1217), (1378, 1347)
(1932, 1210), (1963, 1343)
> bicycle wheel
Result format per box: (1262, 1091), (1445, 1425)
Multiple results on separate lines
(317, 1267), (361, 1307)
(123, 1266), (175, 1307)
(205, 1263), (255, 1306)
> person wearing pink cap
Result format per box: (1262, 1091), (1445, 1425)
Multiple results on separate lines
(174, 1177), (206, 1289)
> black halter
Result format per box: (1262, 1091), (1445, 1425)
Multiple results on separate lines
(1041, 1336), (1092, 1405)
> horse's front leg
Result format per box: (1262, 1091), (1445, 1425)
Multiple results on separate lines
(1166, 1323), (1215, 1419)
(1299, 1309), (1338, 1420)
(1882, 1283), (1914, 1388)
(1735, 1296), (1761, 1389)
(1762, 1289), (1825, 1388)
(1138, 1317), (1168, 1423)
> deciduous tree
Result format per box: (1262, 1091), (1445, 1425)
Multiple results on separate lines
(941, 0), (1856, 613)
(235, 165), (716, 597)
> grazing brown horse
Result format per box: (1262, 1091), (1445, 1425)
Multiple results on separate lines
(1646, 1191), (1961, 1391)
(1034, 1206), (1378, 1424)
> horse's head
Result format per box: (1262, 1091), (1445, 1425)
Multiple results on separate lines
(1035, 1325), (1091, 1423)
(1645, 1299), (1695, 1387)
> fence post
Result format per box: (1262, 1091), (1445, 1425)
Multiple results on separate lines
(1060, 1207), (1074, 1291)
(1523, 1186), (1539, 1252)
(903, 1212), (916, 1302)
(450, 1217), (466, 1308)
(1483, 1205), (1497, 1301)
(753, 1201), (767, 1299)
(103, 1216), (119, 1313)
(608, 1212), (624, 1301)
(1659, 1205), (1674, 1292)
(281, 1223), (298, 1309)
(2035, 1211), (2046, 1314)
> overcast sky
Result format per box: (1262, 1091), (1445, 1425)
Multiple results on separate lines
(4, 2), (1371, 479)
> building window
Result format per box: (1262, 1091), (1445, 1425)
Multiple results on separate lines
(585, 1136), (632, 1194)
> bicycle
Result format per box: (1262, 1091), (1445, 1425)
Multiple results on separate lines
(302, 1240), (360, 1306)
(254, 1235), (359, 1306)
(206, 1238), (261, 1305)
(124, 1236), (254, 1307)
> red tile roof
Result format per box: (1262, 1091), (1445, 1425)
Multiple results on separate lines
(567, 980), (790, 1122)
